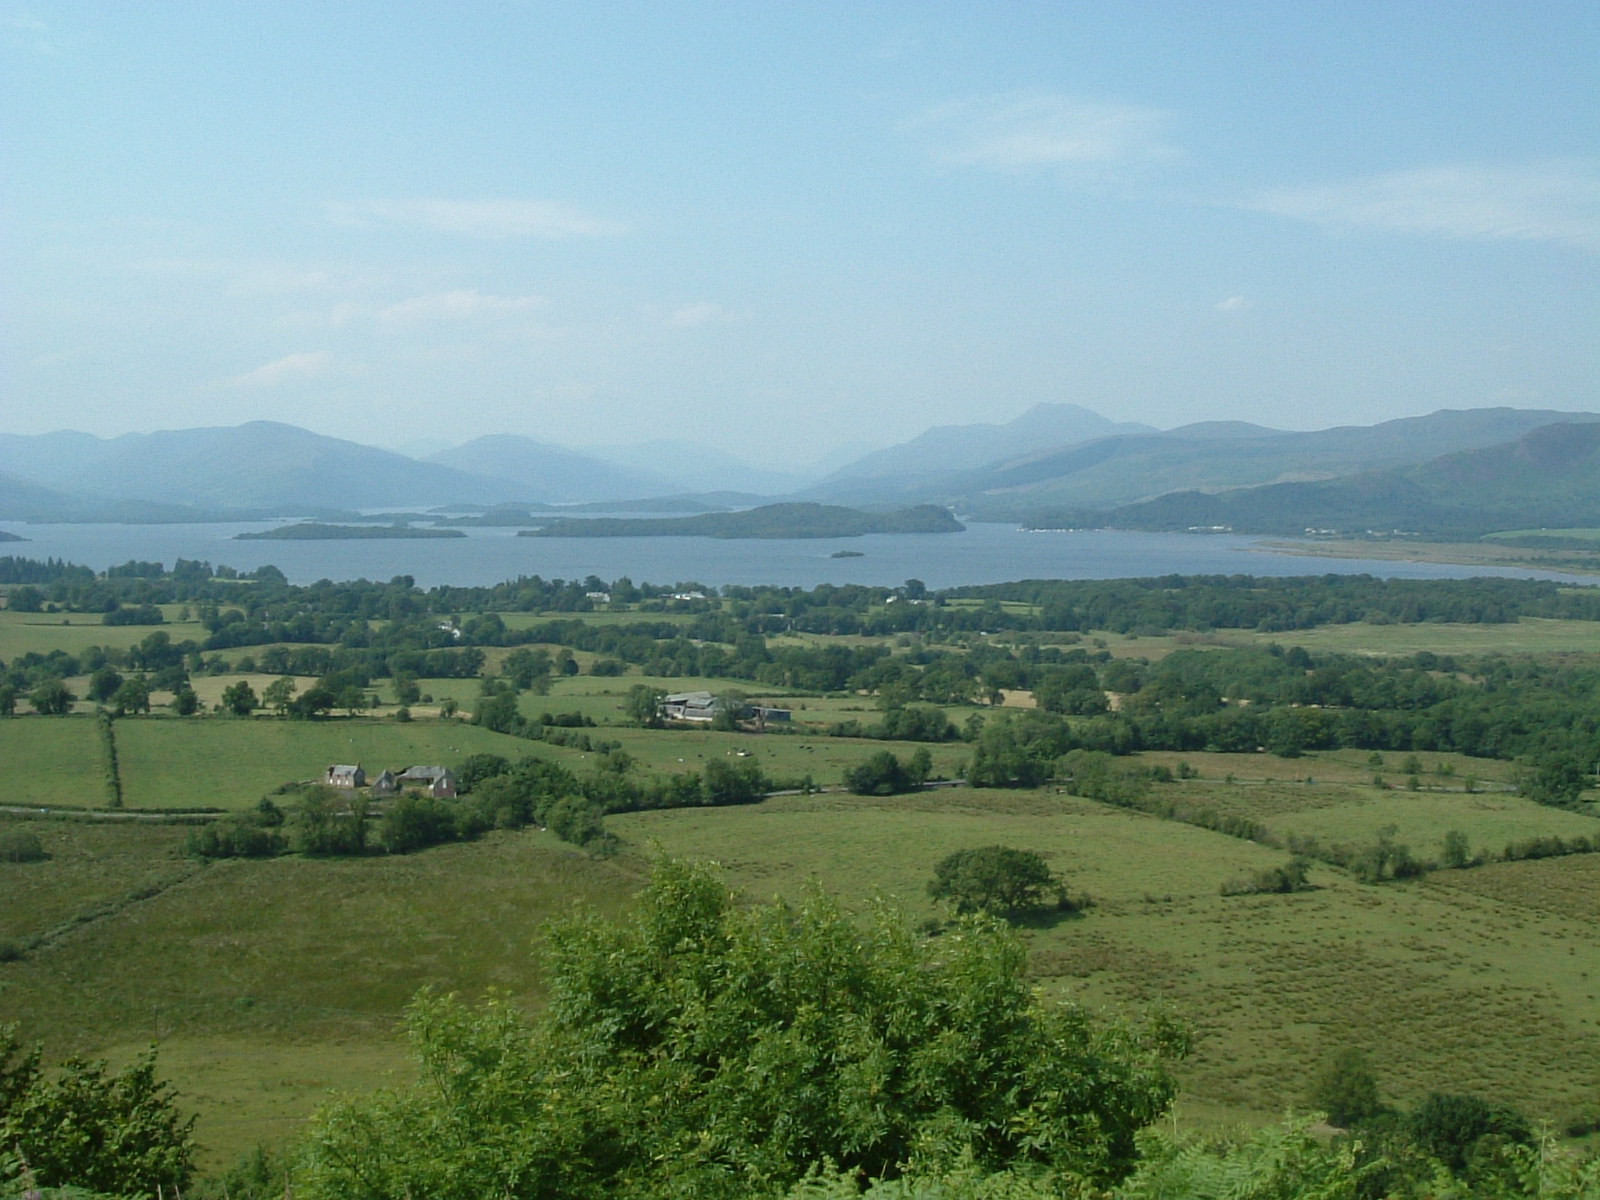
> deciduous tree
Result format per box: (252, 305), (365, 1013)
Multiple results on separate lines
(295, 860), (1183, 1199)
(928, 845), (1067, 917)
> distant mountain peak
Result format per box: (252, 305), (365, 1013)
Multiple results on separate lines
(817, 403), (1157, 488)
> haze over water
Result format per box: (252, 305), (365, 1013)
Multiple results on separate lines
(7, 523), (1591, 590)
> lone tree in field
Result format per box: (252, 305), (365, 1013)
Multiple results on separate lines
(928, 845), (1067, 917)
(1306, 1045), (1385, 1128)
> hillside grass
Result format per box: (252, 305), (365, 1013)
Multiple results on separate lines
(1172, 617), (1600, 657)
(609, 786), (1600, 1133)
(0, 718), (105, 807)
(0, 607), (210, 659)
(3, 751), (1597, 1169)
(5, 603), (1600, 1175)
(0, 823), (639, 1170)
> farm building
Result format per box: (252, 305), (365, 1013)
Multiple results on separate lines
(662, 691), (720, 722)
(395, 765), (457, 798)
(325, 764), (366, 788)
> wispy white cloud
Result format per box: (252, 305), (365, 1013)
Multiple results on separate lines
(128, 256), (379, 296)
(4, 12), (56, 54)
(663, 301), (736, 329)
(375, 289), (545, 326)
(1215, 295), (1252, 313)
(331, 198), (628, 239)
(294, 290), (545, 330)
(1247, 160), (1600, 251)
(914, 91), (1180, 178)
(230, 350), (336, 389)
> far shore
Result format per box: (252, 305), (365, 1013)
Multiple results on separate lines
(1253, 537), (1600, 577)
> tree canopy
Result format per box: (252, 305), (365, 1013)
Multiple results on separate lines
(295, 859), (1184, 1199)
(928, 845), (1068, 917)
(1, 1025), (195, 1198)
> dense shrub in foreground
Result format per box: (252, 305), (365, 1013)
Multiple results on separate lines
(294, 859), (1186, 1199)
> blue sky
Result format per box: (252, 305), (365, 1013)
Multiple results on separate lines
(4, 2), (1596, 467)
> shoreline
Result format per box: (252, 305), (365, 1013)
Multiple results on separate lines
(1252, 537), (1600, 578)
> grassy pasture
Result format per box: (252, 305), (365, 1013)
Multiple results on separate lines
(0, 825), (639, 1169)
(0, 718), (105, 808)
(5, 597), (1600, 1175)
(1197, 617), (1600, 657)
(0, 607), (210, 659)
(1428, 852), (1600, 922)
(1241, 781), (1600, 852)
(494, 609), (699, 630)
(0, 818), (201, 946)
(111, 718), (549, 810)
(589, 725), (972, 784)
(3, 757), (1597, 1168)
(609, 786), (1600, 1132)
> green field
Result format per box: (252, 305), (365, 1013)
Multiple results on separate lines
(1166, 617), (1600, 658)
(5, 746), (1597, 1170)
(0, 823), (635, 1167)
(608, 788), (1600, 1130)
(5, 587), (1600, 1182)
(0, 606), (211, 659)
(0, 715), (545, 811)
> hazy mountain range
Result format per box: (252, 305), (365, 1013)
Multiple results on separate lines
(1, 404), (1598, 539)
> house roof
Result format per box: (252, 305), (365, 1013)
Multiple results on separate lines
(397, 765), (453, 781)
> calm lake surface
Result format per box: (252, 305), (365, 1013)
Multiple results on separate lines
(4, 521), (1593, 590)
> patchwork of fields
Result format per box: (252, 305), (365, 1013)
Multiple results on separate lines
(2, 598), (1599, 1175)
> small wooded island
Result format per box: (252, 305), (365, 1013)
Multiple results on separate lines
(517, 502), (963, 539)
(235, 523), (467, 540)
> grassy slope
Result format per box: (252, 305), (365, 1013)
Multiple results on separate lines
(3, 610), (1599, 1172)
(609, 787), (1600, 1130)
(116, 720), (541, 810)
(0, 826), (639, 1169)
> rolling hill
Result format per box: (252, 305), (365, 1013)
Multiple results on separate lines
(424, 435), (684, 504)
(1022, 421), (1600, 536)
(0, 422), (519, 513)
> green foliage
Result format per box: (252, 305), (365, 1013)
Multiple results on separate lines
(184, 813), (286, 859)
(260, 675), (296, 714)
(1306, 1047), (1385, 1129)
(1219, 857), (1312, 897)
(927, 846), (1067, 918)
(1441, 828), (1473, 869)
(85, 667), (123, 704)
(379, 793), (461, 855)
(1405, 1092), (1533, 1174)
(294, 860), (1183, 1199)
(1109, 1116), (1375, 1199)
(0, 1024), (195, 1199)
(29, 678), (75, 715)
(701, 755), (766, 805)
(110, 676), (150, 716)
(219, 679), (257, 716)
(287, 786), (368, 856)
(0, 830), (47, 863)
(452, 751), (511, 792)
(625, 682), (665, 726)
(94, 708), (122, 809)
(844, 747), (932, 795)
(1517, 756), (1589, 810)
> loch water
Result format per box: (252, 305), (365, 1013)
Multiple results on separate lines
(4, 521), (1592, 590)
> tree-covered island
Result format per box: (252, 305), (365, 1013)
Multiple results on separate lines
(235, 523), (467, 540)
(518, 501), (963, 538)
